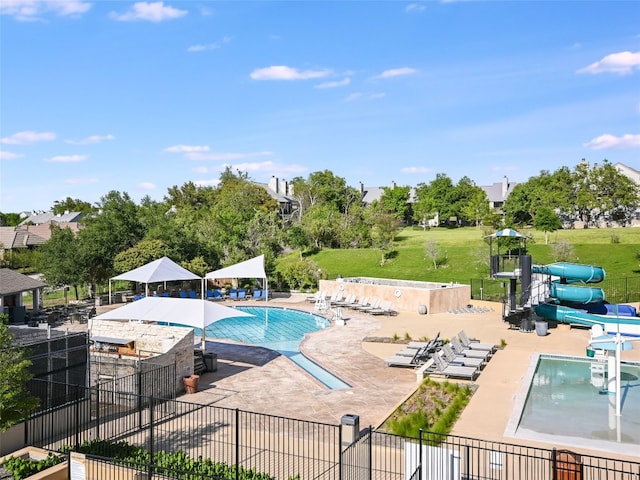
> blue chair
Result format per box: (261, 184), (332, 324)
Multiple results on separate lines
(253, 290), (262, 300)
(179, 291), (187, 299)
(161, 292), (170, 297)
(206, 289), (214, 300)
(188, 290), (198, 299)
(228, 290), (238, 300)
(260, 290), (268, 301)
(237, 289), (246, 300)
(213, 290), (223, 300)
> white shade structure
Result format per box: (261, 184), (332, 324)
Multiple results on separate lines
(93, 296), (253, 349)
(206, 254), (268, 301)
(109, 256), (201, 302)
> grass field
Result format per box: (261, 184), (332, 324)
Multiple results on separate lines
(291, 227), (640, 284)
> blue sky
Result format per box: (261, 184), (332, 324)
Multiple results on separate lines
(1, 1), (639, 213)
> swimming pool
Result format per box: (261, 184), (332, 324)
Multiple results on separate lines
(506, 354), (640, 456)
(202, 306), (350, 390)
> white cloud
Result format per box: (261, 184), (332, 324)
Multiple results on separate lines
(164, 144), (210, 153)
(344, 92), (385, 102)
(65, 177), (97, 184)
(577, 51), (640, 75)
(374, 67), (417, 79)
(139, 182), (156, 190)
(0, 0), (91, 21)
(0, 130), (56, 145)
(250, 65), (331, 81)
(65, 134), (115, 145)
(186, 151), (273, 161)
(187, 36), (231, 52)
(401, 166), (432, 174)
(405, 3), (426, 13)
(315, 78), (351, 89)
(0, 151), (21, 160)
(45, 154), (87, 163)
(110, 1), (187, 22)
(584, 133), (640, 150)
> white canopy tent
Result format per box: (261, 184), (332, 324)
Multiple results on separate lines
(109, 256), (202, 303)
(205, 254), (268, 301)
(93, 296), (253, 349)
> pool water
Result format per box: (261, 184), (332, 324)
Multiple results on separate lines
(513, 354), (640, 454)
(202, 306), (350, 390)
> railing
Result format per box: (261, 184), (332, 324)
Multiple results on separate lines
(18, 381), (640, 480)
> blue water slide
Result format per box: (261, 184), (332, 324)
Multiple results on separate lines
(549, 283), (605, 304)
(535, 303), (640, 335)
(531, 262), (605, 283)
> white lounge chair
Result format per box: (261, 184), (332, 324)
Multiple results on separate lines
(441, 343), (484, 369)
(428, 352), (479, 380)
(450, 337), (491, 361)
(458, 330), (497, 353)
(369, 301), (397, 316)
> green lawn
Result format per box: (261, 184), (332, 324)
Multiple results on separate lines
(294, 227), (640, 283)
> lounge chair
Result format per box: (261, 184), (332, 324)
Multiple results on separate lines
(253, 289), (262, 300)
(406, 333), (442, 353)
(427, 352), (479, 380)
(236, 289), (246, 300)
(334, 293), (356, 307)
(179, 291), (187, 299)
(355, 298), (380, 312)
(369, 301), (396, 316)
(188, 290), (198, 299)
(306, 291), (324, 303)
(348, 296), (368, 309)
(450, 337), (491, 361)
(228, 290), (238, 300)
(441, 343), (484, 369)
(458, 330), (497, 352)
(385, 346), (430, 368)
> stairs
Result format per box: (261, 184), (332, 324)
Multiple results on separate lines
(194, 350), (206, 375)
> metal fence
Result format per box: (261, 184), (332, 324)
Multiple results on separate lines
(20, 380), (640, 480)
(471, 276), (640, 304)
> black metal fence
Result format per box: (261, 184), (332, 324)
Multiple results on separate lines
(471, 276), (640, 304)
(20, 380), (640, 480)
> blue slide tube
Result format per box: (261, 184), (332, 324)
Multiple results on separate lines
(531, 262), (605, 283)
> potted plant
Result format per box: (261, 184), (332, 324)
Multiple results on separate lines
(183, 375), (200, 394)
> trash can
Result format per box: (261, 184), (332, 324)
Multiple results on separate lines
(520, 318), (534, 333)
(341, 414), (360, 446)
(203, 352), (218, 372)
(418, 305), (427, 315)
(535, 320), (548, 337)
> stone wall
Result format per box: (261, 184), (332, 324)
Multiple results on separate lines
(318, 278), (471, 314)
(90, 320), (194, 394)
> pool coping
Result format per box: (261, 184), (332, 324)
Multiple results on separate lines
(504, 352), (640, 457)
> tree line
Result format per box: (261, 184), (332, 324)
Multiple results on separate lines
(1, 161), (638, 294)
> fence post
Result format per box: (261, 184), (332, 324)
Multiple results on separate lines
(235, 408), (240, 480)
(95, 385), (100, 440)
(338, 423), (343, 480)
(148, 395), (154, 480)
(368, 426), (372, 480)
(74, 385), (80, 449)
(551, 448), (557, 479)
(419, 429), (423, 480)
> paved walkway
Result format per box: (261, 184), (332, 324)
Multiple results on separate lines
(85, 295), (640, 461)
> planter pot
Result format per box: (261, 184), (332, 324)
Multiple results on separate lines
(183, 375), (200, 394)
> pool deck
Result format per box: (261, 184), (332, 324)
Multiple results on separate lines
(88, 295), (640, 462)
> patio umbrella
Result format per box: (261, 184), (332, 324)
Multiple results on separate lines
(93, 296), (253, 349)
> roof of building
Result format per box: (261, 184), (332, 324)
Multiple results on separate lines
(615, 162), (640, 185)
(0, 227), (48, 249)
(0, 268), (47, 296)
(19, 211), (83, 225)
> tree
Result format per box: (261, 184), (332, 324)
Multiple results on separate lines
(412, 184), (437, 229)
(424, 239), (441, 269)
(0, 212), (22, 226)
(113, 239), (171, 273)
(291, 170), (358, 218)
(52, 197), (94, 215)
(367, 205), (401, 266)
(461, 189), (490, 227)
(77, 191), (144, 287)
(379, 185), (411, 222)
(533, 207), (562, 245)
(0, 319), (40, 431)
(39, 225), (83, 300)
(551, 240), (575, 262)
